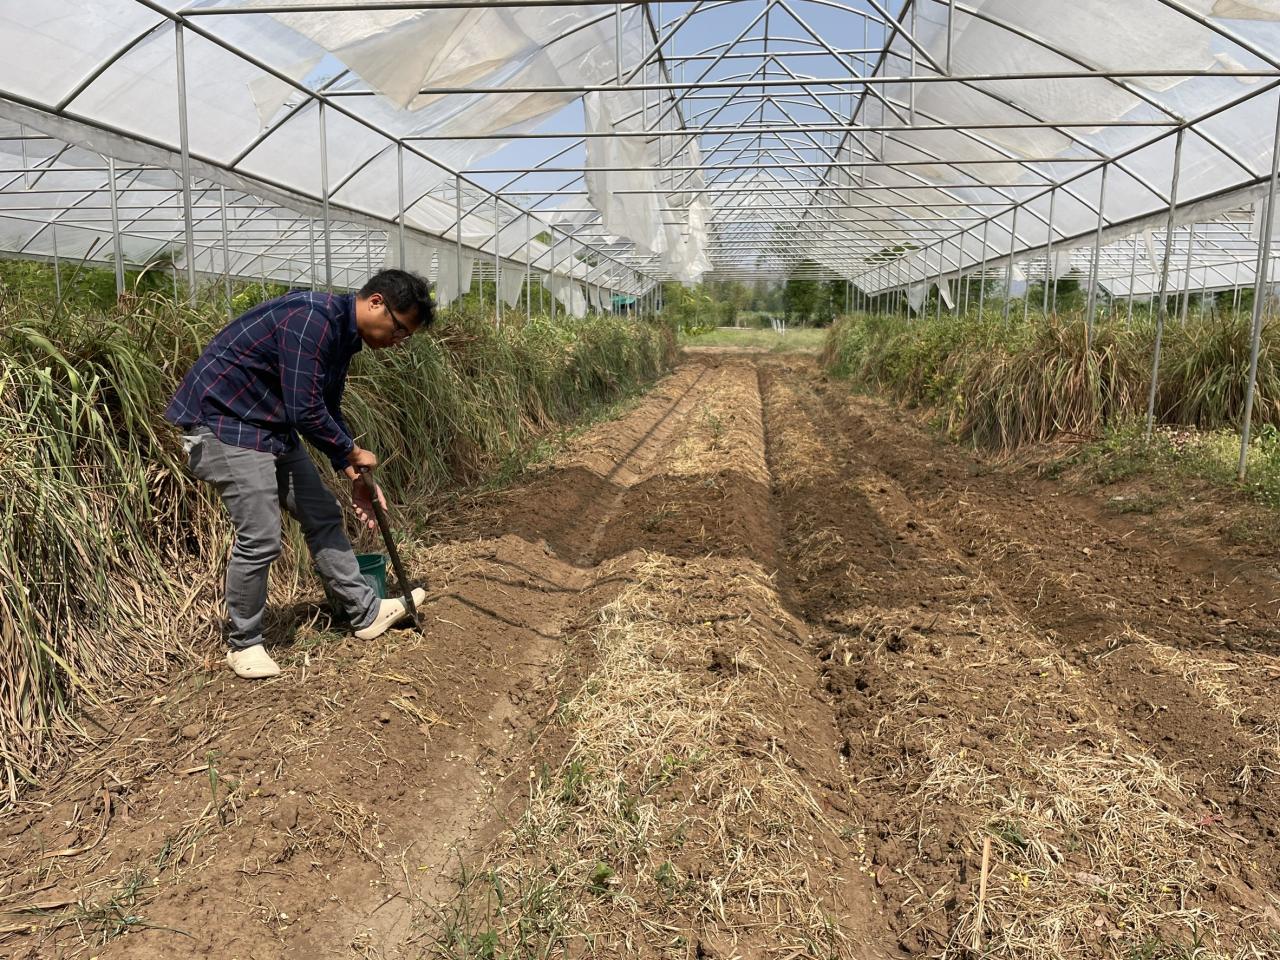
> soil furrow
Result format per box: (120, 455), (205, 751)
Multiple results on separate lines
(802, 363), (1280, 881)
(759, 355), (1280, 958)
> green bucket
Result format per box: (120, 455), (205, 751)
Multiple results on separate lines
(357, 552), (389, 599)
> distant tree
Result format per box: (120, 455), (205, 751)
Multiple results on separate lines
(783, 260), (845, 325)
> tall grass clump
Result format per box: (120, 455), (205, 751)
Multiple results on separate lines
(0, 272), (673, 803)
(823, 309), (1280, 448)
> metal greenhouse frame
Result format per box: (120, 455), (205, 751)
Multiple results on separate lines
(3, 0), (1280, 439)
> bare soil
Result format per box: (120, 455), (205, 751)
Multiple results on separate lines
(1, 353), (1277, 958)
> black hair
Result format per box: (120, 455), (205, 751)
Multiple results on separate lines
(359, 269), (435, 329)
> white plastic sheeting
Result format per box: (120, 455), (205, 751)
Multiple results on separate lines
(0, 0), (654, 297)
(434, 247), (474, 307)
(498, 261), (526, 308)
(837, 0), (1280, 293)
(0, 1), (1279, 291)
(542, 271), (587, 317)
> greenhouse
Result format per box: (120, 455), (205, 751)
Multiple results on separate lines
(3, 2), (1280, 958)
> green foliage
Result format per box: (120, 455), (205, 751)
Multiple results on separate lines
(1080, 419), (1280, 512)
(586, 862), (615, 897)
(679, 327), (826, 352)
(781, 260), (845, 326)
(0, 267), (674, 804)
(660, 283), (717, 335)
(823, 307), (1280, 449)
(0, 256), (186, 311)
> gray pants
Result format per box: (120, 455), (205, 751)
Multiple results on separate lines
(184, 429), (379, 649)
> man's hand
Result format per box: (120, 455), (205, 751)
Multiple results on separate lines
(351, 473), (386, 531)
(346, 445), (378, 474)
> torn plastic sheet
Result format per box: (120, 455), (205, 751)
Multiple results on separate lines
(435, 246), (474, 306)
(583, 91), (666, 256)
(498, 260), (525, 307)
(382, 234), (436, 278)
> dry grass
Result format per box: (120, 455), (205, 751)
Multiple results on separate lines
(1138, 635), (1280, 796)
(763, 374), (839, 495)
(428, 552), (858, 957)
(828, 598), (1279, 960)
(664, 365), (769, 484)
(423, 371), (859, 955)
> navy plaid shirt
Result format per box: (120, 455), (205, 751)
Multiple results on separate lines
(165, 290), (362, 470)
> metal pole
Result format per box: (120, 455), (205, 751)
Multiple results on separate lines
(106, 156), (125, 298)
(1022, 257), (1031, 324)
(1200, 258), (1210, 320)
(1127, 233), (1138, 326)
(1179, 224), (1194, 324)
(319, 103), (333, 291)
(52, 225), (61, 301)
(1146, 127), (1186, 439)
(947, 0), (956, 75)
(494, 195), (501, 326)
(220, 185), (232, 319)
(175, 22), (197, 302)
(396, 143), (406, 268)
(1003, 205), (1018, 323)
(909, 1), (917, 124)
(1238, 96), (1280, 480)
(615, 3), (624, 83)
(978, 218), (989, 316)
(1085, 163), (1108, 347)
(525, 214), (532, 322)
(308, 218), (316, 290)
(1043, 188), (1056, 317)
(455, 175), (464, 302)
(936, 243), (945, 323)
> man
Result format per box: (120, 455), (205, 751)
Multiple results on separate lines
(165, 269), (434, 679)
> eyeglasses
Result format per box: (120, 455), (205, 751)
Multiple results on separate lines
(382, 301), (414, 343)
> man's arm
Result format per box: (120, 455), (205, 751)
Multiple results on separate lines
(276, 306), (356, 464)
(324, 360), (357, 471)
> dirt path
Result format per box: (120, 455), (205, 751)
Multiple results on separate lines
(2, 353), (1277, 958)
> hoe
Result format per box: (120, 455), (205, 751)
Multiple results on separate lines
(359, 466), (420, 629)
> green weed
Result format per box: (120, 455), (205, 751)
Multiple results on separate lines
(822, 310), (1280, 449)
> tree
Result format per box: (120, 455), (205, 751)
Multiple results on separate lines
(782, 260), (842, 325)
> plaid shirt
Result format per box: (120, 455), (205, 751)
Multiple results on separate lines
(165, 290), (362, 470)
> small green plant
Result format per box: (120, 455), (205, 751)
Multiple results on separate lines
(641, 503), (675, 531)
(204, 750), (239, 826)
(990, 818), (1029, 850)
(654, 860), (678, 894)
(702, 405), (726, 443)
(619, 788), (640, 824)
(1125, 926), (1206, 959)
(44, 867), (191, 946)
(559, 760), (589, 805)
(586, 861), (615, 897)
